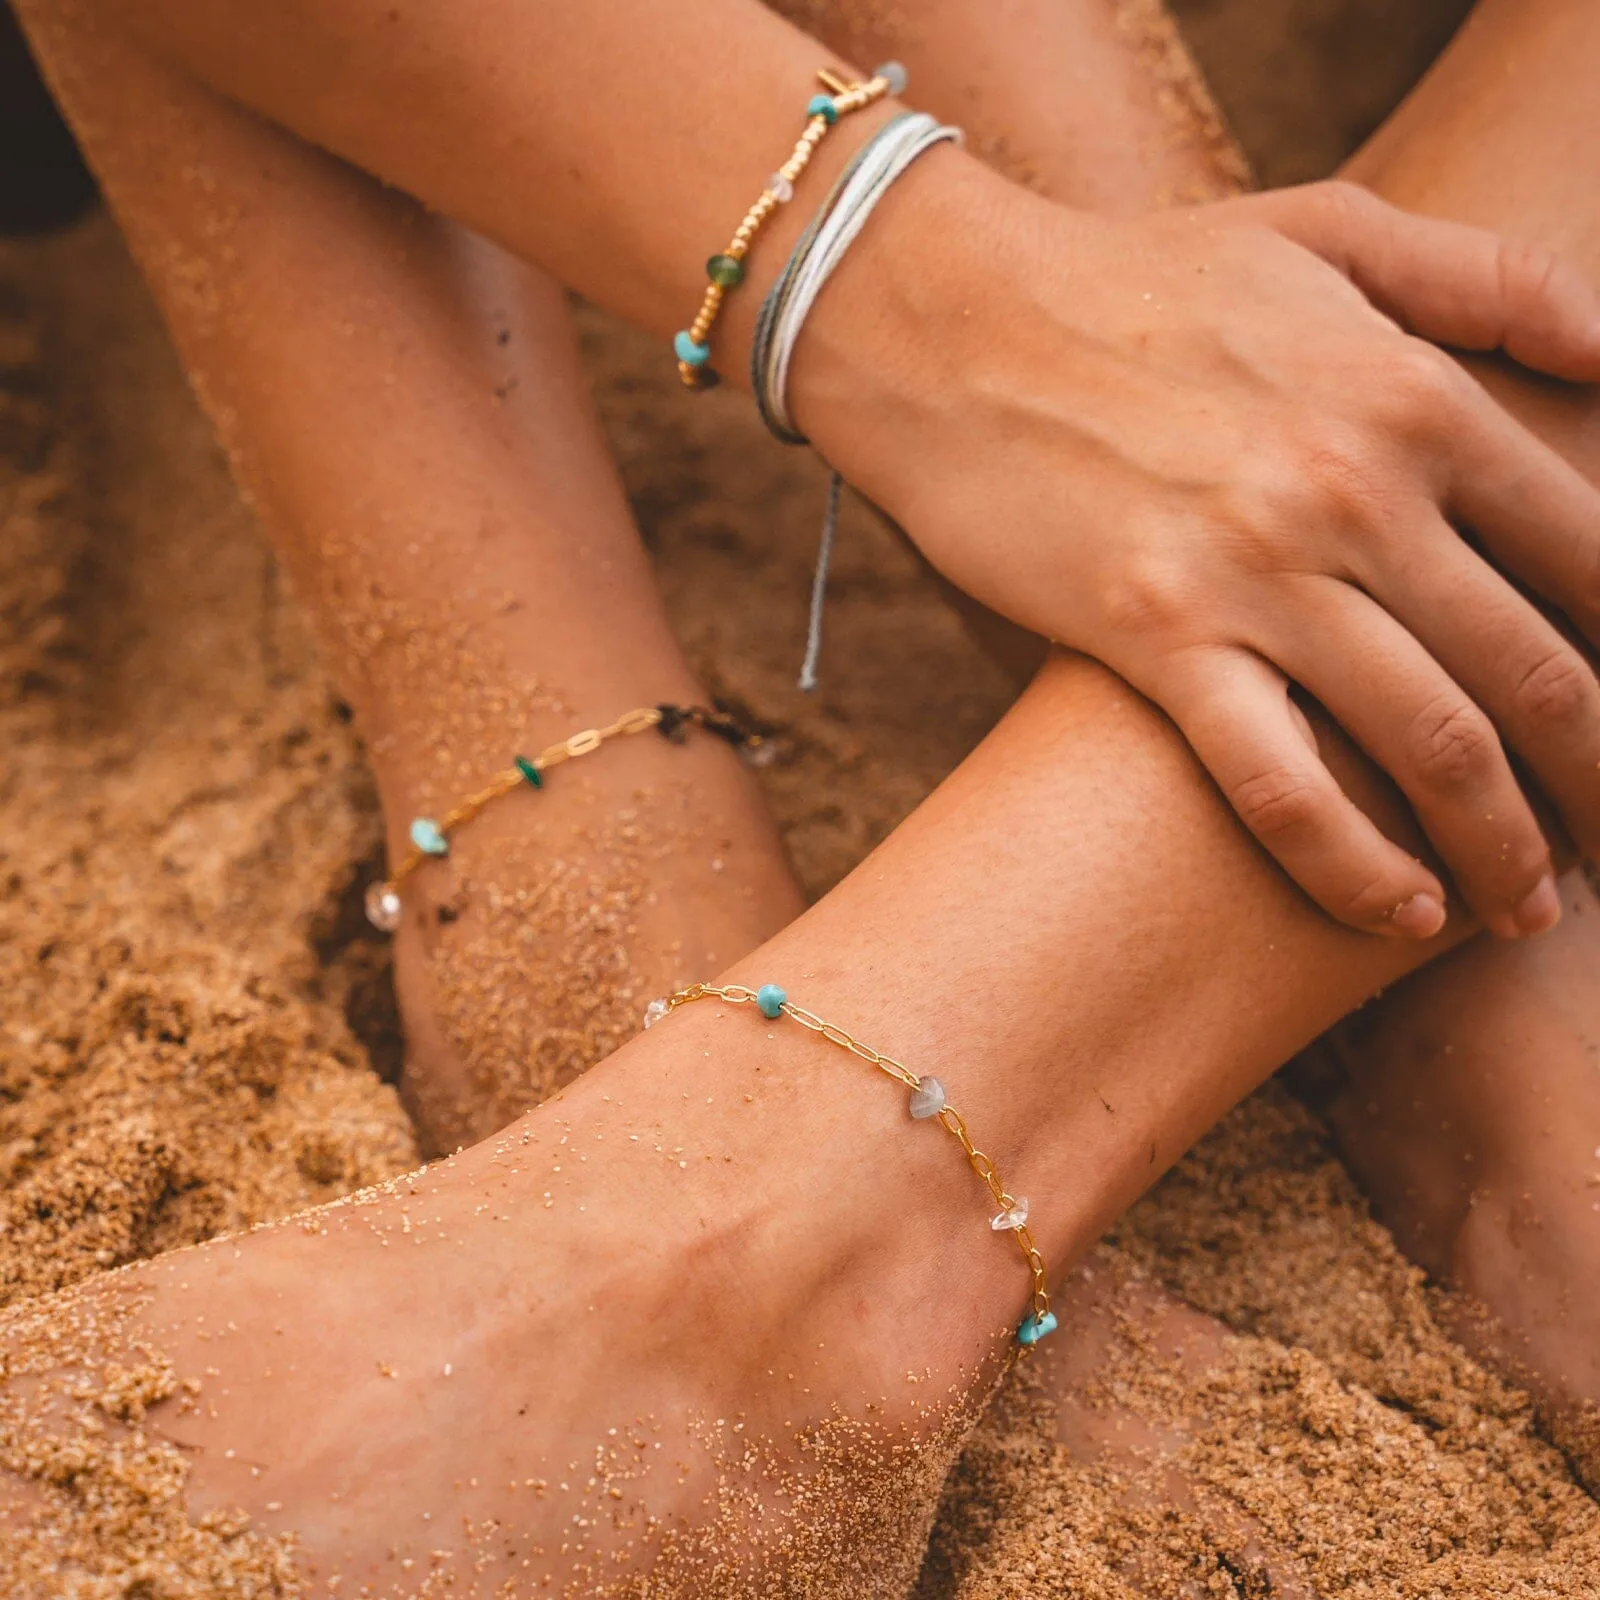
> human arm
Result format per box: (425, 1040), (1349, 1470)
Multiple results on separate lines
(30, 0), (1600, 935)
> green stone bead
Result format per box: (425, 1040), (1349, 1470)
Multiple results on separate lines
(706, 254), (745, 287)
(514, 756), (544, 788)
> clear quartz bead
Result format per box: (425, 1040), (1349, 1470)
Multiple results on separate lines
(990, 1197), (1029, 1231)
(765, 172), (795, 204)
(874, 59), (909, 96)
(364, 882), (403, 933)
(642, 998), (670, 1030)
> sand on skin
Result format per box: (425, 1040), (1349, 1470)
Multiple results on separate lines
(3, 0), (1599, 1592)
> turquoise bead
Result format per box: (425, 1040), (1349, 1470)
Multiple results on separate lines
(806, 93), (839, 124)
(410, 817), (449, 856)
(514, 756), (544, 789)
(674, 330), (711, 366)
(756, 984), (787, 1019)
(1016, 1311), (1059, 1347)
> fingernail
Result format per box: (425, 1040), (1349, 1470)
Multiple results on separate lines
(1390, 892), (1447, 940)
(1513, 874), (1561, 936)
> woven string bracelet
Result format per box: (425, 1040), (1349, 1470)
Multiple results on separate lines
(672, 61), (906, 390)
(646, 981), (1058, 1348)
(752, 111), (961, 445)
(364, 704), (767, 933)
(749, 108), (963, 691)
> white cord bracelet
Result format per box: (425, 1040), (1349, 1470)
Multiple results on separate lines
(751, 109), (963, 689)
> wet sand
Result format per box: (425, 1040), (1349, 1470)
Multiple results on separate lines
(3, 0), (1599, 1592)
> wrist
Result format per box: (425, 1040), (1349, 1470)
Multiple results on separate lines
(781, 148), (1052, 501)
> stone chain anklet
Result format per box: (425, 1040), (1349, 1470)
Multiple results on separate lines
(364, 704), (767, 933)
(645, 981), (1058, 1347)
(672, 60), (906, 390)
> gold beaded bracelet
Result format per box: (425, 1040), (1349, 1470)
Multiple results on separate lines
(672, 61), (906, 389)
(646, 981), (1058, 1347)
(364, 704), (768, 933)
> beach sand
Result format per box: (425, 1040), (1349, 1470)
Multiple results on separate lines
(2, 0), (1598, 1592)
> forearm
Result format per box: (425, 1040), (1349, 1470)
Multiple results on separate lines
(25, 0), (1600, 949)
(23, 0), (913, 376)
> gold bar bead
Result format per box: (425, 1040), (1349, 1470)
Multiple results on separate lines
(671, 64), (893, 387)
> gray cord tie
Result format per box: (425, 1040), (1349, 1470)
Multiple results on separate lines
(751, 108), (963, 690)
(798, 472), (843, 692)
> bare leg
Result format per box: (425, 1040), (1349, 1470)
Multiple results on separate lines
(3, 15), (1310, 1584)
(1, 638), (1493, 1591)
(766, 0), (1248, 210)
(790, 0), (1600, 1475)
(3, 0), (1587, 1580)
(1312, 872), (1600, 1478)
(1294, 0), (1600, 1480)
(12, 13), (805, 1152)
(8, 0), (1243, 1163)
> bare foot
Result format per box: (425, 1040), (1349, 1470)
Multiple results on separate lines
(1311, 868), (1600, 1489)
(1034, 1257), (1315, 1598)
(0, 1009), (995, 1597)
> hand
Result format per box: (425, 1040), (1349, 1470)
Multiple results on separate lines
(801, 162), (1600, 940)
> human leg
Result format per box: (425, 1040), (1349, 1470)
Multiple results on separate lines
(789, 0), (1600, 1469)
(51, 0), (1600, 1460)
(765, 0), (1248, 210)
(1311, 872), (1600, 1480)
(0, 22), (1311, 1583)
(8, 0), (1245, 1166)
(1295, 0), (1600, 1474)
(2, 639), (1493, 1593)
(11, 12), (804, 1152)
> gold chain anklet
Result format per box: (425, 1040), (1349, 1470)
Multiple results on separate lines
(671, 61), (905, 389)
(364, 704), (767, 933)
(646, 981), (1057, 1347)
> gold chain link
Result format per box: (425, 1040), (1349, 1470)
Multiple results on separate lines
(378, 705), (762, 899)
(662, 982), (1055, 1341)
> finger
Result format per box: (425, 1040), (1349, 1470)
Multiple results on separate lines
(1241, 182), (1600, 381)
(1155, 647), (1448, 938)
(1441, 384), (1600, 649)
(1377, 527), (1600, 863)
(1273, 583), (1559, 939)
